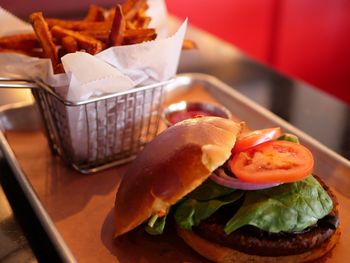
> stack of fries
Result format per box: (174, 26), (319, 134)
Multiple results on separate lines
(0, 0), (161, 74)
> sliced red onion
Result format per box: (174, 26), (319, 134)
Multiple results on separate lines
(210, 169), (281, 190)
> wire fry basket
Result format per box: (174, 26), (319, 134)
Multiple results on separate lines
(0, 76), (169, 173)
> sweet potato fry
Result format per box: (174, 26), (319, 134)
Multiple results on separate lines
(3, 1), (162, 74)
(136, 16), (151, 29)
(78, 29), (109, 41)
(0, 47), (26, 55)
(108, 5), (125, 46)
(182, 39), (198, 50)
(122, 0), (147, 21)
(125, 1), (151, 29)
(123, 28), (156, 45)
(54, 63), (65, 74)
(0, 47), (43, 57)
(46, 18), (110, 31)
(136, 1), (149, 17)
(62, 36), (78, 53)
(123, 28), (155, 39)
(29, 12), (59, 70)
(106, 7), (116, 23)
(126, 17), (150, 30)
(51, 26), (103, 54)
(84, 4), (106, 22)
(125, 20), (137, 30)
(0, 33), (39, 51)
(57, 46), (67, 59)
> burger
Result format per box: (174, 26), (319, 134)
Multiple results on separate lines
(114, 117), (340, 262)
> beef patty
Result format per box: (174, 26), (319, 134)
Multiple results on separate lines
(193, 177), (339, 257)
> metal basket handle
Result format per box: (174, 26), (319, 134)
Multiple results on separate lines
(0, 76), (65, 104)
(0, 76), (37, 89)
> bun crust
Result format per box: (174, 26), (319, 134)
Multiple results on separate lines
(114, 117), (242, 237)
(177, 225), (341, 263)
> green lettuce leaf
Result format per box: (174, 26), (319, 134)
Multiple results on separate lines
(187, 179), (236, 201)
(144, 178), (237, 235)
(145, 214), (167, 235)
(224, 176), (333, 234)
(277, 133), (300, 143)
(174, 190), (244, 230)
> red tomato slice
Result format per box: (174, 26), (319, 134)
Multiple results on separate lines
(232, 127), (281, 154)
(230, 140), (314, 184)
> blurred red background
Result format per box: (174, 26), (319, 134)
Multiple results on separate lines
(1, 0), (349, 105)
(166, 0), (350, 105)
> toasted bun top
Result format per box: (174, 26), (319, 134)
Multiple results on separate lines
(114, 117), (242, 237)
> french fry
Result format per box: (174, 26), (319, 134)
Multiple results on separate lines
(61, 36), (78, 53)
(126, 14), (151, 29)
(0, 47), (26, 55)
(136, 1), (149, 20)
(123, 34), (156, 45)
(123, 28), (156, 45)
(51, 26), (103, 54)
(122, 0), (147, 21)
(29, 12), (59, 71)
(123, 28), (156, 38)
(57, 46), (67, 59)
(108, 5), (125, 46)
(84, 4), (106, 22)
(0, 33), (39, 51)
(0, 47), (44, 57)
(85, 28), (157, 45)
(126, 1), (150, 31)
(46, 18), (110, 31)
(78, 29), (109, 42)
(54, 63), (65, 74)
(106, 7), (116, 23)
(182, 39), (198, 50)
(2, 1), (169, 74)
(136, 16), (151, 29)
(126, 20), (137, 30)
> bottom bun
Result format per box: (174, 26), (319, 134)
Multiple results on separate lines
(177, 225), (341, 263)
